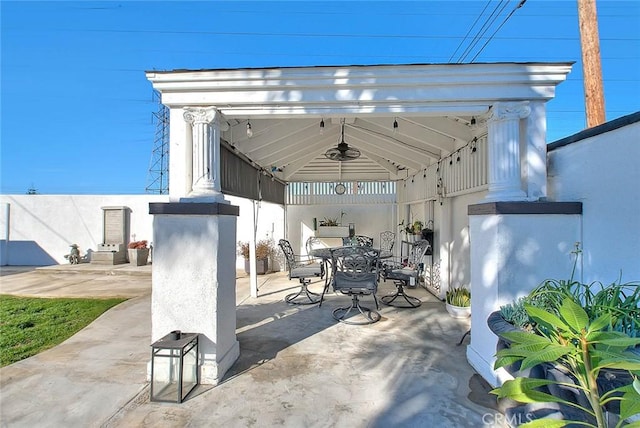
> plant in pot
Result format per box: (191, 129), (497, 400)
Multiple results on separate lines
(488, 245), (640, 426)
(445, 286), (471, 318)
(491, 298), (640, 427)
(127, 240), (149, 266)
(238, 239), (275, 275)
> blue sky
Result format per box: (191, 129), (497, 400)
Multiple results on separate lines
(1, 1), (638, 194)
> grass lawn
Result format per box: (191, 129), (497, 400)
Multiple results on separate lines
(0, 295), (126, 367)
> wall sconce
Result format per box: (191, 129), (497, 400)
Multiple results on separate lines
(246, 120), (253, 138)
(150, 331), (199, 403)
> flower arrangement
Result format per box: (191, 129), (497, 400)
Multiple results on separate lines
(128, 240), (148, 249)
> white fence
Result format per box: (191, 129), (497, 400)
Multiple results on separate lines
(399, 135), (488, 204)
(287, 181), (396, 205)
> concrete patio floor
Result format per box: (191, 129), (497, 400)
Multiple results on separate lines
(0, 264), (503, 427)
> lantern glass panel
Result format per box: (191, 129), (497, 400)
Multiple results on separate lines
(150, 332), (199, 403)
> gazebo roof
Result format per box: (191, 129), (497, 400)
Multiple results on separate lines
(147, 62), (572, 182)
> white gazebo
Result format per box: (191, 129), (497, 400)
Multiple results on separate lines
(147, 62), (578, 387)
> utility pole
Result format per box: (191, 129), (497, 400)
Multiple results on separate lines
(577, 0), (606, 127)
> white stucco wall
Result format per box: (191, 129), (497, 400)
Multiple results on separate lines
(286, 204), (397, 254)
(431, 190), (486, 299)
(231, 198), (286, 271)
(547, 120), (640, 282)
(0, 195), (169, 265)
(0, 194), (285, 268)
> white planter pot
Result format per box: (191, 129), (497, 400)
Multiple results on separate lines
(316, 226), (350, 238)
(445, 303), (471, 319)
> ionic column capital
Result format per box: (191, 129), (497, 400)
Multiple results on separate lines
(183, 107), (218, 125)
(488, 102), (531, 122)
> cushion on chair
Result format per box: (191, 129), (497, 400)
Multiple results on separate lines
(386, 267), (418, 281)
(291, 263), (323, 278)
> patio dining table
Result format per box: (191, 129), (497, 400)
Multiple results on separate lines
(309, 246), (393, 306)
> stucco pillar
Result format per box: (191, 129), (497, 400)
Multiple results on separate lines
(183, 107), (223, 201)
(466, 202), (582, 387)
(485, 102), (531, 202)
(149, 202), (240, 385)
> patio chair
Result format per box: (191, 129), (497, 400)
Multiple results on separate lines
(330, 246), (381, 324)
(381, 239), (431, 308)
(379, 230), (395, 252)
(342, 235), (374, 247)
(278, 239), (324, 305)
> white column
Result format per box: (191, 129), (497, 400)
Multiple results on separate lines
(183, 107), (223, 201)
(485, 102), (531, 202)
(525, 101), (548, 200)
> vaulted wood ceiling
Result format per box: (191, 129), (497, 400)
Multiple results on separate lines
(224, 115), (474, 182)
(147, 62), (572, 183)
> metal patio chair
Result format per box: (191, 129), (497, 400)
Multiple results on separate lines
(379, 230), (396, 252)
(342, 235), (374, 247)
(381, 239), (431, 308)
(278, 239), (324, 305)
(330, 246), (381, 324)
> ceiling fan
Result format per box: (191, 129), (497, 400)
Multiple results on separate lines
(324, 122), (361, 161)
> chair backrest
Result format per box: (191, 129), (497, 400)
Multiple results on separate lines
(278, 239), (297, 269)
(408, 239), (431, 267)
(342, 235), (374, 247)
(330, 246), (380, 291)
(379, 231), (395, 252)
(305, 237), (323, 254)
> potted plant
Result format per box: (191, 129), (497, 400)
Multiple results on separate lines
(127, 240), (149, 266)
(317, 216), (349, 238)
(488, 244), (640, 426)
(491, 298), (640, 427)
(445, 286), (471, 318)
(238, 239), (274, 275)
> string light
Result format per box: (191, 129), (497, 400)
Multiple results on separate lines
(246, 120), (253, 138)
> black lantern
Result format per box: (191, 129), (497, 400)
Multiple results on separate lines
(150, 331), (199, 403)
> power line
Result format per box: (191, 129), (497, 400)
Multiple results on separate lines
(448, 0), (493, 62)
(456, 0), (513, 63)
(470, 0), (528, 63)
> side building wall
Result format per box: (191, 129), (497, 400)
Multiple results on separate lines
(547, 114), (640, 282)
